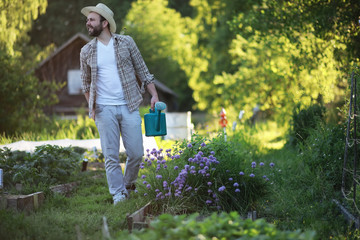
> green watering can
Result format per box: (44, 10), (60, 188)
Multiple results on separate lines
(144, 102), (167, 137)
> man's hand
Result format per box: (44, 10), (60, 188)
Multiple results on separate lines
(150, 95), (159, 111)
(146, 83), (159, 111)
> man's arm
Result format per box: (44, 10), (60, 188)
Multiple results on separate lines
(146, 83), (159, 110)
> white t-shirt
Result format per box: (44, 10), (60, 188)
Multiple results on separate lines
(96, 38), (126, 105)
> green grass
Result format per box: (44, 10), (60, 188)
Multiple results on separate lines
(0, 170), (149, 240)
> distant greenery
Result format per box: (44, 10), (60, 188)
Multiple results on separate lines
(288, 103), (326, 146)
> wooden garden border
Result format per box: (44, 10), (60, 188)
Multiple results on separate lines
(0, 181), (78, 212)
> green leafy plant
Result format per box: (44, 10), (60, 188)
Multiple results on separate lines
(0, 145), (82, 194)
(298, 122), (345, 189)
(137, 133), (274, 215)
(117, 211), (316, 239)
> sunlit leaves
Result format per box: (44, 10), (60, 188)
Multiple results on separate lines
(0, 0), (47, 55)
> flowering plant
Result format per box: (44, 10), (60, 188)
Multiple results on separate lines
(137, 134), (275, 214)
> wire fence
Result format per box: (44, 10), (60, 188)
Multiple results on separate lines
(342, 70), (360, 216)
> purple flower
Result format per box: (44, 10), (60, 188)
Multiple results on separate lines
(174, 166), (179, 170)
(163, 181), (168, 188)
(250, 173), (255, 178)
(207, 182), (212, 186)
(210, 151), (215, 155)
(208, 189), (213, 193)
(263, 175), (267, 179)
(206, 200), (212, 205)
(201, 142), (206, 147)
(143, 181), (148, 184)
(233, 182), (239, 187)
(229, 178), (233, 181)
(155, 189), (160, 192)
(235, 188), (240, 193)
(251, 162), (256, 168)
(260, 162), (265, 166)
(270, 162), (275, 167)
(239, 171), (244, 176)
(141, 175), (146, 179)
(188, 143), (193, 148)
(218, 186), (226, 192)
(144, 193), (148, 196)
(146, 184), (151, 189)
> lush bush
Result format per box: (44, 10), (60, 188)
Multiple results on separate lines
(298, 123), (345, 189)
(0, 145), (82, 194)
(136, 133), (276, 215)
(288, 103), (325, 146)
(0, 49), (61, 135)
(117, 211), (316, 239)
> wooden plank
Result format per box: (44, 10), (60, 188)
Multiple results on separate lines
(127, 202), (152, 232)
(50, 182), (78, 195)
(2, 192), (44, 211)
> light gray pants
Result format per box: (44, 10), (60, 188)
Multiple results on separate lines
(95, 104), (144, 196)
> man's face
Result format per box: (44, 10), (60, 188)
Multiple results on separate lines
(86, 12), (103, 37)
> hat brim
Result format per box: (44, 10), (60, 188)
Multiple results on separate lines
(81, 6), (116, 33)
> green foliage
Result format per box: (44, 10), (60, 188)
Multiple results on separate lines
(0, 49), (61, 135)
(117, 211), (316, 240)
(298, 123), (345, 190)
(288, 104), (326, 146)
(259, 146), (348, 238)
(0, 0), (47, 55)
(0, 145), (82, 193)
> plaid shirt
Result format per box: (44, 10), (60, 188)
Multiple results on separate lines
(80, 34), (154, 118)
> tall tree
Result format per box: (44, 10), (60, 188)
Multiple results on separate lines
(0, 0), (47, 54)
(187, 0), (353, 123)
(124, 0), (206, 110)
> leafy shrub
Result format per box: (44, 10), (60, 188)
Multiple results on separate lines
(117, 211), (316, 239)
(299, 122), (346, 190)
(0, 49), (61, 134)
(0, 145), (82, 193)
(288, 103), (325, 146)
(137, 133), (275, 214)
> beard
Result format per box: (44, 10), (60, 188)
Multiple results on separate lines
(88, 23), (103, 37)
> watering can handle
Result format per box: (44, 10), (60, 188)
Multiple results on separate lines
(155, 102), (166, 131)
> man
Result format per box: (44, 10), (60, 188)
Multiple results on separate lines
(80, 3), (159, 205)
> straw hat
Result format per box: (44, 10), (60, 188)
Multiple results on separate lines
(81, 3), (116, 33)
